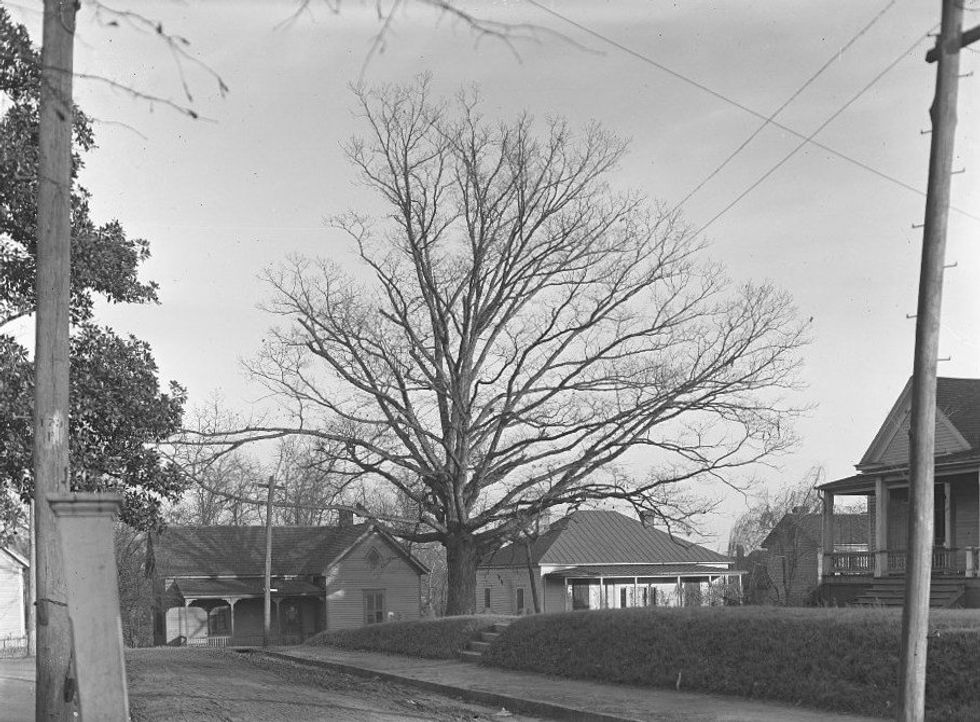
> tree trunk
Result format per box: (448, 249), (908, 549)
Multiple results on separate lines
(444, 533), (479, 616)
(524, 539), (541, 613)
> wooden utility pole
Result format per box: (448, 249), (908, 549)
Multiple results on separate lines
(263, 476), (275, 647)
(898, 1), (978, 719)
(34, 0), (78, 718)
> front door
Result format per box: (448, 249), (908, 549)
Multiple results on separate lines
(571, 582), (591, 610)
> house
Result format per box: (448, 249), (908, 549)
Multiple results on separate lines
(748, 511), (867, 606)
(476, 509), (740, 614)
(0, 546), (28, 643)
(818, 377), (980, 607)
(152, 514), (428, 646)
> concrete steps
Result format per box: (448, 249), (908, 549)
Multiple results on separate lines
(460, 621), (510, 663)
(850, 577), (966, 608)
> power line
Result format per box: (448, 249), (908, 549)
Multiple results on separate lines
(695, 29), (938, 236)
(525, 0), (980, 224)
(670, 0), (897, 215)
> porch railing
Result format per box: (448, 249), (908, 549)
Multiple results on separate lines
(825, 547), (980, 577)
(828, 551), (873, 575)
(887, 547), (974, 575)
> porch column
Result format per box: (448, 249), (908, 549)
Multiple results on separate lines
(598, 577), (604, 608)
(822, 490), (835, 577)
(633, 577), (638, 608)
(944, 481), (952, 549)
(229, 599), (237, 640)
(874, 478), (888, 577)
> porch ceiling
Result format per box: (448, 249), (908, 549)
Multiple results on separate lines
(174, 578), (323, 600)
(545, 564), (737, 579)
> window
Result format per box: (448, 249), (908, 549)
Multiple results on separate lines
(366, 548), (382, 570)
(364, 590), (386, 625)
(484, 587), (491, 610)
(620, 588), (627, 608)
(516, 587), (525, 614)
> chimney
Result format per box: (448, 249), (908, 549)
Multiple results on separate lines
(537, 510), (552, 534)
(338, 509), (354, 527)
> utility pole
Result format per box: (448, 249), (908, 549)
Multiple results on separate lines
(34, 0), (77, 719)
(263, 475), (275, 647)
(898, 2), (978, 719)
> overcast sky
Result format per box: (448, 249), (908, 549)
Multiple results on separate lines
(11, 0), (980, 545)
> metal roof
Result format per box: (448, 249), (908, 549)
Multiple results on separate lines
(482, 510), (731, 568)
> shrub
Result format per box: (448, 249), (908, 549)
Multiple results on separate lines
(306, 615), (514, 659)
(481, 607), (980, 720)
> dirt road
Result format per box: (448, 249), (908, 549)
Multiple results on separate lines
(127, 648), (538, 721)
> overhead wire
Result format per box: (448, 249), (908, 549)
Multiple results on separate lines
(668, 0), (897, 216)
(695, 28), (936, 236)
(524, 0), (980, 226)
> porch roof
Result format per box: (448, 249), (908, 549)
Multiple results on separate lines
(545, 564), (739, 579)
(174, 578), (323, 600)
(821, 449), (980, 495)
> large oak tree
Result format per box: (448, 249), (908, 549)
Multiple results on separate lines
(219, 79), (807, 614)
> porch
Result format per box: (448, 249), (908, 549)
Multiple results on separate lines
(164, 577), (325, 646)
(820, 469), (980, 581)
(548, 564), (741, 609)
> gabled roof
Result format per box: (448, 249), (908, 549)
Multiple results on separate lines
(859, 377), (980, 469)
(760, 512), (868, 550)
(481, 510), (730, 568)
(155, 523), (427, 577)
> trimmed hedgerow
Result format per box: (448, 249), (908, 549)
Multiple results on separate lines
(306, 615), (514, 659)
(480, 607), (980, 721)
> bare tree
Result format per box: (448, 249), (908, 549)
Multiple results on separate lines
(211, 78), (807, 614)
(728, 468), (826, 605)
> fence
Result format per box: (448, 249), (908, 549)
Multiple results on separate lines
(0, 635), (28, 658)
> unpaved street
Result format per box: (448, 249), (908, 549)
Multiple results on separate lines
(127, 648), (539, 722)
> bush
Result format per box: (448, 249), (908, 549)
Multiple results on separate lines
(481, 607), (980, 721)
(306, 615), (514, 659)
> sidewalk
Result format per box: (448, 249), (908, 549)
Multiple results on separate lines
(268, 646), (879, 722)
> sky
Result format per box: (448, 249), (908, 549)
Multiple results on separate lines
(9, 0), (980, 547)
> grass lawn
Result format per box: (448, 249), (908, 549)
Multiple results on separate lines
(306, 614), (514, 659)
(480, 606), (980, 721)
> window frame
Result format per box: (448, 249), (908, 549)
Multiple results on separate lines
(363, 589), (386, 625)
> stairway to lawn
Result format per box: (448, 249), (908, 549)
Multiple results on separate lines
(460, 621), (510, 662)
(849, 577), (966, 608)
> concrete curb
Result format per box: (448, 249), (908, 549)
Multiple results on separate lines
(256, 649), (636, 722)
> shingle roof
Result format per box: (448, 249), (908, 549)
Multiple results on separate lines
(482, 510), (730, 568)
(760, 512), (868, 550)
(936, 377), (980, 450)
(154, 524), (370, 577)
(174, 578), (324, 599)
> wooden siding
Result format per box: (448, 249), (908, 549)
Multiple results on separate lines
(877, 412), (965, 466)
(0, 553), (25, 638)
(324, 532), (422, 630)
(475, 567), (534, 615)
(951, 475), (980, 548)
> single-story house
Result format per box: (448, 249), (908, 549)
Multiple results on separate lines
(818, 377), (980, 607)
(747, 510), (867, 606)
(477, 509), (740, 614)
(152, 514), (428, 646)
(0, 546), (28, 643)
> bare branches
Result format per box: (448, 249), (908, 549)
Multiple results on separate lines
(238, 81), (807, 576)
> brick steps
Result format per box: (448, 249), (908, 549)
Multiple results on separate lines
(460, 621), (510, 663)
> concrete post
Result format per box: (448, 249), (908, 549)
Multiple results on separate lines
(48, 493), (128, 720)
